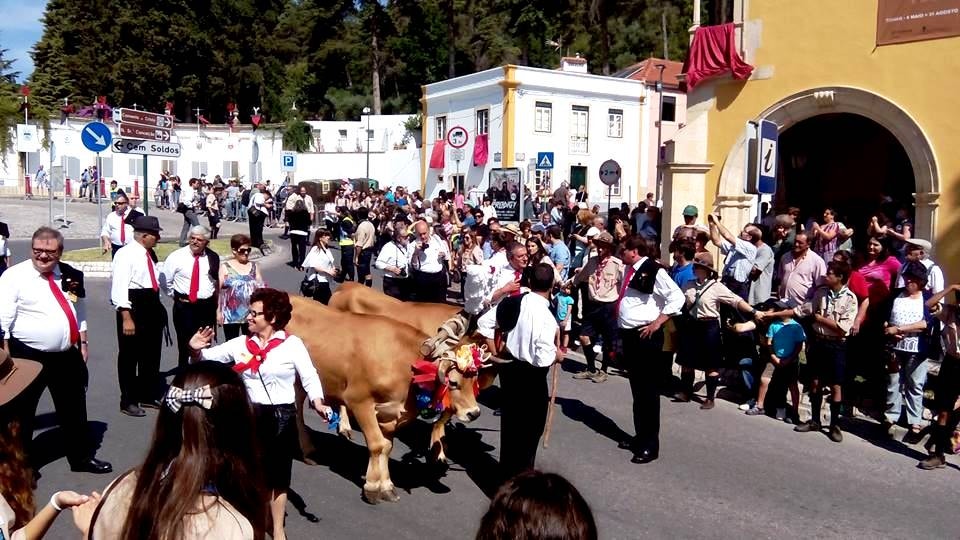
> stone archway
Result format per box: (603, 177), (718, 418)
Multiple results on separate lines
(714, 86), (939, 243)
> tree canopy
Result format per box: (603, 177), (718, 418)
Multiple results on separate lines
(29, 0), (693, 125)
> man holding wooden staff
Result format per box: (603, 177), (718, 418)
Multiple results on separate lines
(493, 262), (562, 482)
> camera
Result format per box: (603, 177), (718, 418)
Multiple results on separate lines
(399, 268), (408, 278)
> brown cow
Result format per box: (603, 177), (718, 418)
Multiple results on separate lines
(327, 284), (499, 462)
(287, 296), (481, 503)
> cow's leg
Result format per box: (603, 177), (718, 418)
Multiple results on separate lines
(430, 410), (453, 463)
(338, 404), (353, 439)
(352, 403), (389, 503)
(294, 380), (318, 465)
(377, 424), (400, 502)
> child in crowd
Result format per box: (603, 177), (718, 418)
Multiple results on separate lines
(554, 283), (574, 355)
(746, 306), (806, 421)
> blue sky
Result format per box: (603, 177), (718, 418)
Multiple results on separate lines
(0, 0), (47, 81)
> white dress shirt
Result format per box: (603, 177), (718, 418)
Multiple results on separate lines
(0, 260), (87, 352)
(111, 241), (160, 310)
(618, 257), (685, 329)
(303, 246), (335, 283)
(200, 332), (325, 405)
(180, 184), (198, 209)
(410, 234), (449, 273)
(503, 293), (558, 368)
(100, 208), (133, 246)
(375, 241), (411, 277)
(486, 249), (509, 270)
(249, 192), (267, 212)
(162, 246), (217, 299)
(477, 265), (529, 339)
(895, 257), (944, 294)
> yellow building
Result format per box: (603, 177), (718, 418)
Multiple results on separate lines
(666, 0), (960, 279)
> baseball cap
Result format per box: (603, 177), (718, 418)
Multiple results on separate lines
(682, 205), (699, 217)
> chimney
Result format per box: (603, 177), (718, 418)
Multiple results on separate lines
(560, 53), (588, 73)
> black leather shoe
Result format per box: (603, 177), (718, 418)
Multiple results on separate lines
(121, 404), (146, 417)
(631, 449), (658, 464)
(617, 439), (635, 450)
(140, 400), (162, 410)
(70, 458), (113, 474)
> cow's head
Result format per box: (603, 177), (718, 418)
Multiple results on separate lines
(435, 343), (488, 422)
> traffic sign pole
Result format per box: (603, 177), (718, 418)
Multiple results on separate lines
(96, 153), (102, 234)
(143, 155), (149, 215)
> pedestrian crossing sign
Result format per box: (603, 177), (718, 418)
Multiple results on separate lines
(537, 152), (554, 170)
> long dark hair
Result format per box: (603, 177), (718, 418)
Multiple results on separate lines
(0, 415), (34, 529)
(115, 362), (266, 540)
(476, 470), (597, 540)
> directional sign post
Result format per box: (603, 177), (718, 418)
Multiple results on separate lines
(536, 152), (554, 170)
(82, 121), (112, 232)
(598, 159), (621, 214)
(117, 108), (174, 215)
(119, 123), (172, 142)
(119, 108), (174, 129)
(112, 138), (182, 157)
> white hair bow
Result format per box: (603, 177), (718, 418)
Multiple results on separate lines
(164, 384), (214, 413)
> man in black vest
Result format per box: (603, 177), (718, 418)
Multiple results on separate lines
(616, 235), (685, 464)
(163, 225), (219, 369)
(0, 227), (112, 473)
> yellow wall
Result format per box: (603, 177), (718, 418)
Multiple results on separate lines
(700, 0), (960, 278)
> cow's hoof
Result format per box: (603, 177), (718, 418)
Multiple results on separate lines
(380, 487), (400, 502)
(363, 487), (384, 505)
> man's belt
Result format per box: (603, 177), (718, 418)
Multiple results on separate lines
(173, 292), (215, 304)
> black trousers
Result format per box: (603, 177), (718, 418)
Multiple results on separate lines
(382, 277), (410, 301)
(248, 209), (266, 249)
(117, 290), (166, 407)
(339, 244), (356, 282)
(179, 209), (199, 246)
(110, 243), (122, 259)
(312, 281), (332, 305)
(223, 323), (245, 340)
(9, 338), (94, 465)
(411, 269), (447, 303)
(289, 234), (308, 267)
(173, 296), (217, 369)
(498, 360), (550, 480)
(619, 326), (665, 455)
(357, 247), (375, 287)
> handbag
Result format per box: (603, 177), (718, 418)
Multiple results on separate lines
(300, 276), (319, 297)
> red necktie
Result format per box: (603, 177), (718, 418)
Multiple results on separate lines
(616, 266), (636, 317)
(235, 336), (288, 374)
(188, 254), (200, 302)
(46, 273), (80, 345)
(511, 270), (522, 297)
(119, 212), (126, 244)
(146, 251), (159, 291)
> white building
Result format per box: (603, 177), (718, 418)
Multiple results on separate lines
(0, 114), (422, 197)
(420, 56), (686, 212)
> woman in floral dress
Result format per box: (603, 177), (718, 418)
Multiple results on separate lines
(218, 234), (264, 339)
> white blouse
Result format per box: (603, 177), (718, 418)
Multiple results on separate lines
(375, 241), (411, 278)
(199, 332), (324, 405)
(303, 246), (335, 283)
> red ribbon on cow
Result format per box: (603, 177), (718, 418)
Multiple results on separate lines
(234, 335), (287, 374)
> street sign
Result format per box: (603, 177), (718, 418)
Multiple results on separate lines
(537, 152), (554, 169)
(598, 159), (621, 186)
(112, 138), (182, 157)
(118, 108), (174, 129)
(446, 126), (469, 148)
(81, 121), (112, 152)
(119, 123), (171, 142)
(744, 119), (778, 195)
(16, 124), (40, 152)
(450, 148), (465, 161)
(281, 151), (296, 172)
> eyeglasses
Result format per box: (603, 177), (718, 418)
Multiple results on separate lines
(247, 309), (264, 318)
(32, 248), (60, 257)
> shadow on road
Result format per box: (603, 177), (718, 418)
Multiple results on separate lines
(842, 416), (960, 472)
(29, 420), (108, 471)
(555, 396), (631, 446)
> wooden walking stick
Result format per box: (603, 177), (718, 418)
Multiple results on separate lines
(542, 361), (561, 448)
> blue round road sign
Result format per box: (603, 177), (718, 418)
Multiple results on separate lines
(81, 121), (112, 153)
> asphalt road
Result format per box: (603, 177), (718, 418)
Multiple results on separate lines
(25, 229), (960, 539)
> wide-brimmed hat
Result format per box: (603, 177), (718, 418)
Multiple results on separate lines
(130, 215), (162, 233)
(0, 349), (42, 407)
(905, 238), (932, 252)
(594, 231), (615, 246)
(692, 251), (715, 271)
(502, 223), (523, 237)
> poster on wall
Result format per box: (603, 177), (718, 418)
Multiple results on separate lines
(877, 0), (960, 45)
(488, 168), (521, 222)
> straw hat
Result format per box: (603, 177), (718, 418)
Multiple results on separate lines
(0, 349), (42, 407)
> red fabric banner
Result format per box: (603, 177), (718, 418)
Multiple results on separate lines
(682, 23), (754, 89)
(472, 133), (488, 167)
(429, 140), (446, 169)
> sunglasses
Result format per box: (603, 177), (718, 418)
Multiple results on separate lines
(236, 248), (252, 255)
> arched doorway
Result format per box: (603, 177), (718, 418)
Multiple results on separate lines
(778, 113), (914, 235)
(715, 87), (939, 245)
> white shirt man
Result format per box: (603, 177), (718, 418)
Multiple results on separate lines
(164, 229), (219, 370)
(0, 258), (87, 353)
(163, 245), (217, 301)
(180, 182), (198, 210)
(101, 201), (135, 256)
(477, 244), (529, 341)
(895, 239), (944, 294)
(409, 221), (450, 304)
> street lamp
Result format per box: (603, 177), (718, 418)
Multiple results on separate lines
(654, 64), (666, 204)
(362, 106), (371, 181)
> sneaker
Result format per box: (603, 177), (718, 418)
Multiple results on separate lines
(738, 399), (756, 411)
(593, 344), (603, 354)
(775, 408), (786, 421)
(573, 370), (595, 380)
(794, 420), (821, 433)
(828, 425), (843, 443)
(745, 406), (765, 416)
(590, 371), (609, 383)
(919, 454), (946, 470)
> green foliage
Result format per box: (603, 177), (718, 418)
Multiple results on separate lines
(282, 118), (313, 152)
(28, 0), (694, 122)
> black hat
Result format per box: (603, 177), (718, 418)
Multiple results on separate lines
(901, 261), (928, 284)
(131, 215), (162, 234)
